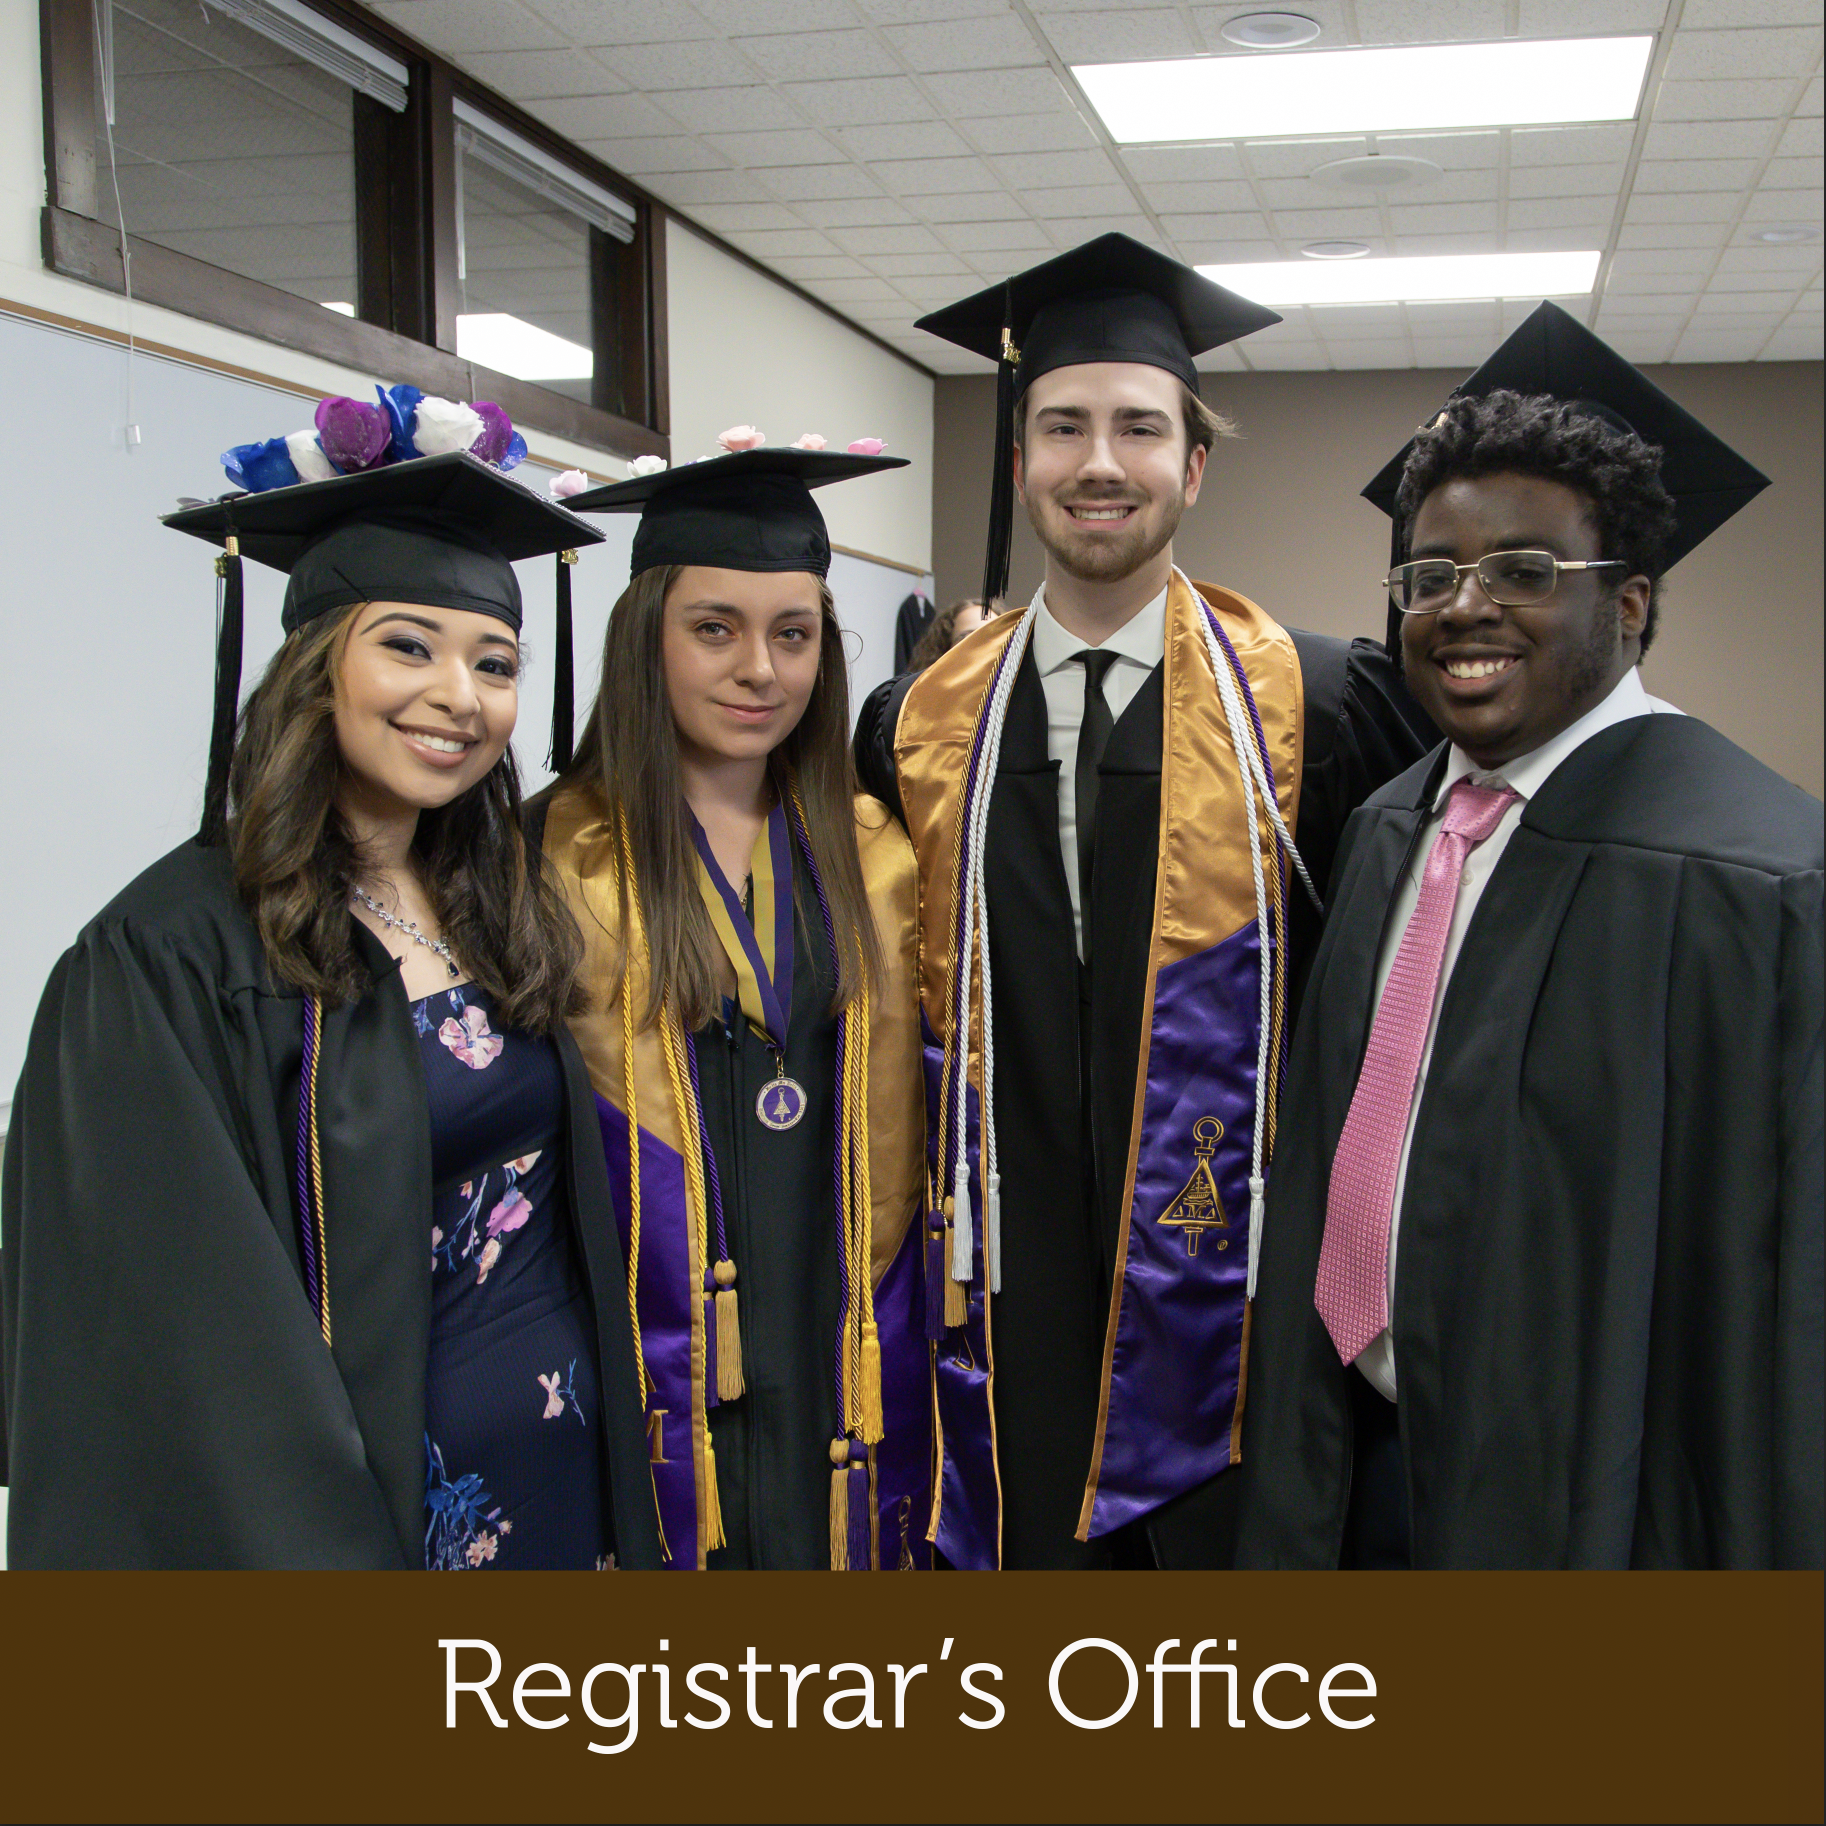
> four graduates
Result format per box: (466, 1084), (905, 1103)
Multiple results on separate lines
(0, 245), (1819, 1572)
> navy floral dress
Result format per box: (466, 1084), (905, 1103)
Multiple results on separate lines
(417, 984), (605, 1570)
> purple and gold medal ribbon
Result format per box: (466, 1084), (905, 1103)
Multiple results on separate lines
(691, 800), (795, 1055)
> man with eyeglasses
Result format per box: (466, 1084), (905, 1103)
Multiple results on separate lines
(1236, 303), (1823, 1570)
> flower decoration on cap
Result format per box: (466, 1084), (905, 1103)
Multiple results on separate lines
(630, 453), (668, 476)
(220, 382), (529, 495)
(791, 433), (828, 450)
(717, 425), (766, 452)
(549, 468), (590, 499)
(846, 438), (886, 456)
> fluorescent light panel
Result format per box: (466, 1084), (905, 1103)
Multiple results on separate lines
(456, 312), (593, 381)
(1199, 249), (1601, 305)
(1074, 36), (1652, 142)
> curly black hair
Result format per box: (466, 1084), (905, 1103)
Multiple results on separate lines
(1396, 388), (1680, 652)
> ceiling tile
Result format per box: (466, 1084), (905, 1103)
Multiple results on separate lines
(689, 0), (862, 27)
(1780, 118), (1826, 158)
(1681, 0), (1820, 25)
(761, 163), (889, 199)
(968, 114), (1100, 155)
(1391, 230), (1513, 254)
(797, 274), (907, 301)
(901, 190), (1032, 221)
(995, 148), (1122, 188)
(850, 249), (973, 274)
(652, 86), (809, 132)
(582, 135), (731, 173)
(1309, 303), (1408, 331)
(1765, 156), (1826, 186)
(1742, 186), (1825, 218)
(1758, 324), (1826, 355)
(855, 0), (1016, 22)
(761, 254), (873, 279)
(1801, 77), (1824, 116)
(791, 195), (920, 226)
(1662, 27), (1824, 82)
(1352, 0), (1509, 42)
(882, 14), (1046, 71)
(640, 168), (777, 205)
(1607, 269), (1701, 292)
(1403, 299), (1502, 331)
(1705, 269), (1812, 292)
(1173, 231), (1278, 261)
(524, 0), (710, 43)
(1188, 1), (1353, 47)
(368, 0), (565, 54)
(1644, 118), (1781, 159)
(1242, 139), (1367, 180)
(1032, 8), (1199, 62)
(1137, 179), (1259, 212)
(702, 128), (847, 166)
(1410, 337), (1501, 365)
(1623, 191), (1741, 222)
(867, 155), (1000, 192)
(1654, 78), (1802, 120)
(1239, 344), (1333, 369)
(1388, 201), (1502, 232)
(1023, 182), (1138, 216)
(1044, 212), (1159, 243)
(1674, 329), (1770, 358)
(782, 76), (934, 125)
(830, 121), (974, 159)
(733, 29), (901, 80)
(921, 68), (1077, 116)
(828, 221), (949, 253)
(1509, 125), (1639, 166)
(1516, 0), (1667, 27)
(1319, 341), (1414, 368)
(718, 226), (843, 256)
(680, 200), (807, 233)
(1509, 161), (1631, 198)
(1717, 240), (1826, 269)
(1375, 133), (1503, 171)
(1618, 221), (1735, 248)
(1506, 197), (1616, 229)
(1505, 225), (1608, 251)
(525, 93), (680, 139)
(1602, 325), (1682, 360)
(1612, 247), (1717, 275)
(1635, 157), (1762, 191)
(597, 38), (759, 88)
(1269, 206), (1385, 236)
(453, 49), (626, 98)
(1123, 145), (1249, 184)
(940, 218), (1055, 251)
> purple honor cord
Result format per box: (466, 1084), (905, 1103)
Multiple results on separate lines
(690, 801), (795, 1053)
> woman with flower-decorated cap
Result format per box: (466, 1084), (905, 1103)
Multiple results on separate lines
(1, 388), (661, 1571)
(534, 426), (932, 1570)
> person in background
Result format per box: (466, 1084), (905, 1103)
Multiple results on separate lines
(1, 398), (659, 1570)
(1237, 303), (1823, 1570)
(893, 589), (936, 671)
(535, 436), (931, 1571)
(907, 596), (1002, 671)
(854, 234), (1436, 1569)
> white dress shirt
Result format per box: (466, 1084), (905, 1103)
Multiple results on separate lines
(1027, 581), (1169, 957)
(1355, 667), (1683, 1401)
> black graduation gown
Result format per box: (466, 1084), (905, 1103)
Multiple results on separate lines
(855, 630), (1435, 1567)
(696, 852), (847, 1570)
(0, 839), (660, 1569)
(1235, 716), (1825, 1569)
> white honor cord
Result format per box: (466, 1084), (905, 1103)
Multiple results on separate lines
(951, 606), (1036, 1292)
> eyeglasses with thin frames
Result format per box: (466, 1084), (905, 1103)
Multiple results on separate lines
(1384, 549), (1627, 615)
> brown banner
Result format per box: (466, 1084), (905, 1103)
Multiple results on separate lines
(1, 1573), (1819, 1824)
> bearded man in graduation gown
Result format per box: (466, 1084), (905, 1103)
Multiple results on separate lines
(1236, 303), (1824, 1570)
(853, 236), (1436, 1569)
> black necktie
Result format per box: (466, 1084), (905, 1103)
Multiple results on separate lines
(1073, 648), (1119, 956)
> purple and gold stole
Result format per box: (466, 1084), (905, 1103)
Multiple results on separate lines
(543, 783), (930, 1570)
(894, 571), (1303, 1565)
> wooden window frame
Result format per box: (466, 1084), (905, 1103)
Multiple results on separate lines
(39, 0), (668, 460)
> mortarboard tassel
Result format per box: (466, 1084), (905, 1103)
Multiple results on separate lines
(199, 533), (244, 846)
(713, 1258), (744, 1401)
(1383, 517), (1405, 667)
(548, 548), (578, 773)
(704, 1423), (726, 1553)
(981, 286), (1018, 606)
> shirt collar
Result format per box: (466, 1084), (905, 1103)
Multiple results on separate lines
(1434, 665), (1657, 807)
(1028, 580), (1169, 677)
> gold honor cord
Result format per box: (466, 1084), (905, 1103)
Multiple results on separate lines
(304, 994), (331, 1346)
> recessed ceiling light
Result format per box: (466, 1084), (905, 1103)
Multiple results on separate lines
(1073, 36), (1653, 143)
(1312, 155), (1443, 192)
(456, 312), (593, 381)
(1752, 225), (1819, 244)
(1219, 12), (1320, 48)
(1302, 240), (1371, 258)
(1200, 249), (1601, 306)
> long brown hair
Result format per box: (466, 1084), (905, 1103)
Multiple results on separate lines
(227, 604), (585, 1031)
(557, 563), (883, 1032)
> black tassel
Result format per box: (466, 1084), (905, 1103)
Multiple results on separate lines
(1384, 517), (1405, 669)
(981, 281), (1018, 607)
(199, 534), (244, 847)
(548, 548), (577, 774)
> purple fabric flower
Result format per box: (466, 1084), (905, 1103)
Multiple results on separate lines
(469, 401), (523, 468)
(315, 396), (391, 473)
(221, 438), (301, 493)
(376, 383), (425, 462)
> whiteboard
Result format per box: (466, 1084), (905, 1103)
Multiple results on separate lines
(0, 308), (931, 1099)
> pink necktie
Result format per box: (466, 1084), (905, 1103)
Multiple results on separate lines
(1315, 777), (1519, 1365)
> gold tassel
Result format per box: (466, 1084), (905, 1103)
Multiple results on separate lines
(942, 1197), (967, 1327)
(713, 1259), (744, 1400)
(829, 1439), (850, 1571)
(860, 1320), (884, 1445)
(704, 1427), (726, 1552)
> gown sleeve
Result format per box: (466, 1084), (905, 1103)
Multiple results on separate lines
(1, 918), (403, 1568)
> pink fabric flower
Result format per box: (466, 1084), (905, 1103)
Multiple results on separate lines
(717, 425), (766, 452)
(846, 437), (886, 456)
(439, 1004), (503, 1070)
(538, 1372), (565, 1420)
(630, 453), (668, 476)
(510, 1152), (542, 1174)
(487, 1190), (532, 1237)
(475, 1236), (503, 1283)
(791, 433), (827, 450)
(549, 469), (588, 498)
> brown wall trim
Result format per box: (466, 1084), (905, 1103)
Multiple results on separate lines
(830, 541), (929, 578)
(43, 206), (667, 461)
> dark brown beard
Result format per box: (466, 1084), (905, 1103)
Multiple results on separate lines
(1027, 486), (1186, 584)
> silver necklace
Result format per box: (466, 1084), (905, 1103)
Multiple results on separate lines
(350, 884), (460, 979)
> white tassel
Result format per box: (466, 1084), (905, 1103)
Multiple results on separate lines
(950, 1161), (973, 1282)
(985, 1170), (1002, 1294)
(1247, 1173), (1266, 1300)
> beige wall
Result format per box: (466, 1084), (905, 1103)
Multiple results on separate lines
(932, 362), (1824, 798)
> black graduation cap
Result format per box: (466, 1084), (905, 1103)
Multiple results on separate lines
(1363, 300), (1772, 652)
(915, 233), (1282, 602)
(563, 446), (908, 580)
(165, 451), (603, 840)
